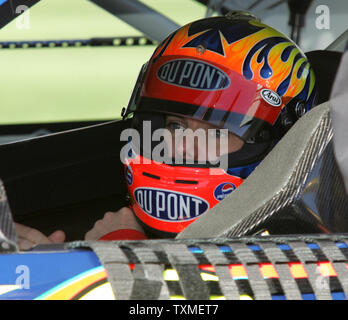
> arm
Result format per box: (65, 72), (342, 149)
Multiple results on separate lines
(84, 207), (147, 241)
(14, 223), (66, 250)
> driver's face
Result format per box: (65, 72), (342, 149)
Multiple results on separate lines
(164, 115), (244, 163)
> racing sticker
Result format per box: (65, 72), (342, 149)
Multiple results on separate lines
(134, 187), (209, 221)
(260, 89), (282, 107)
(125, 165), (133, 186)
(157, 59), (230, 91)
(35, 266), (114, 300)
(214, 182), (236, 201)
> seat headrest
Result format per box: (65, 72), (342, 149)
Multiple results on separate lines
(306, 50), (343, 104)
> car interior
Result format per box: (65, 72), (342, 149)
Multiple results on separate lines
(0, 0), (345, 242)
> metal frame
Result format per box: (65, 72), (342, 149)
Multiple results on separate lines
(89, 0), (180, 42)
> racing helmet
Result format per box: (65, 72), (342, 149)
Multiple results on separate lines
(121, 12), (317, 238)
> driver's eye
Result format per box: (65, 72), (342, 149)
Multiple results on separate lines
(208, 129), (228, 139)
(166, 121), (186, 131)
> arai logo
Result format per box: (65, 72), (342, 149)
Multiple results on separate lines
(157, 59), (230, 90)
(134, 187), (209, 221)
(261, 89), (282, 107)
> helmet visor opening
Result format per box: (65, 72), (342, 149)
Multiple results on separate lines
(137, 97), (275, 142)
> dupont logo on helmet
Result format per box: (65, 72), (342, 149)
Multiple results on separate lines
(134, 187), (209, 221)
(261, 89), (282, 107)
(214, 182), (236, 201)
(157, 59), (230, 90)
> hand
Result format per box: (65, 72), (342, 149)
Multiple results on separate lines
(85, 207), (143, 240)
(15, 223), (66, 250)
